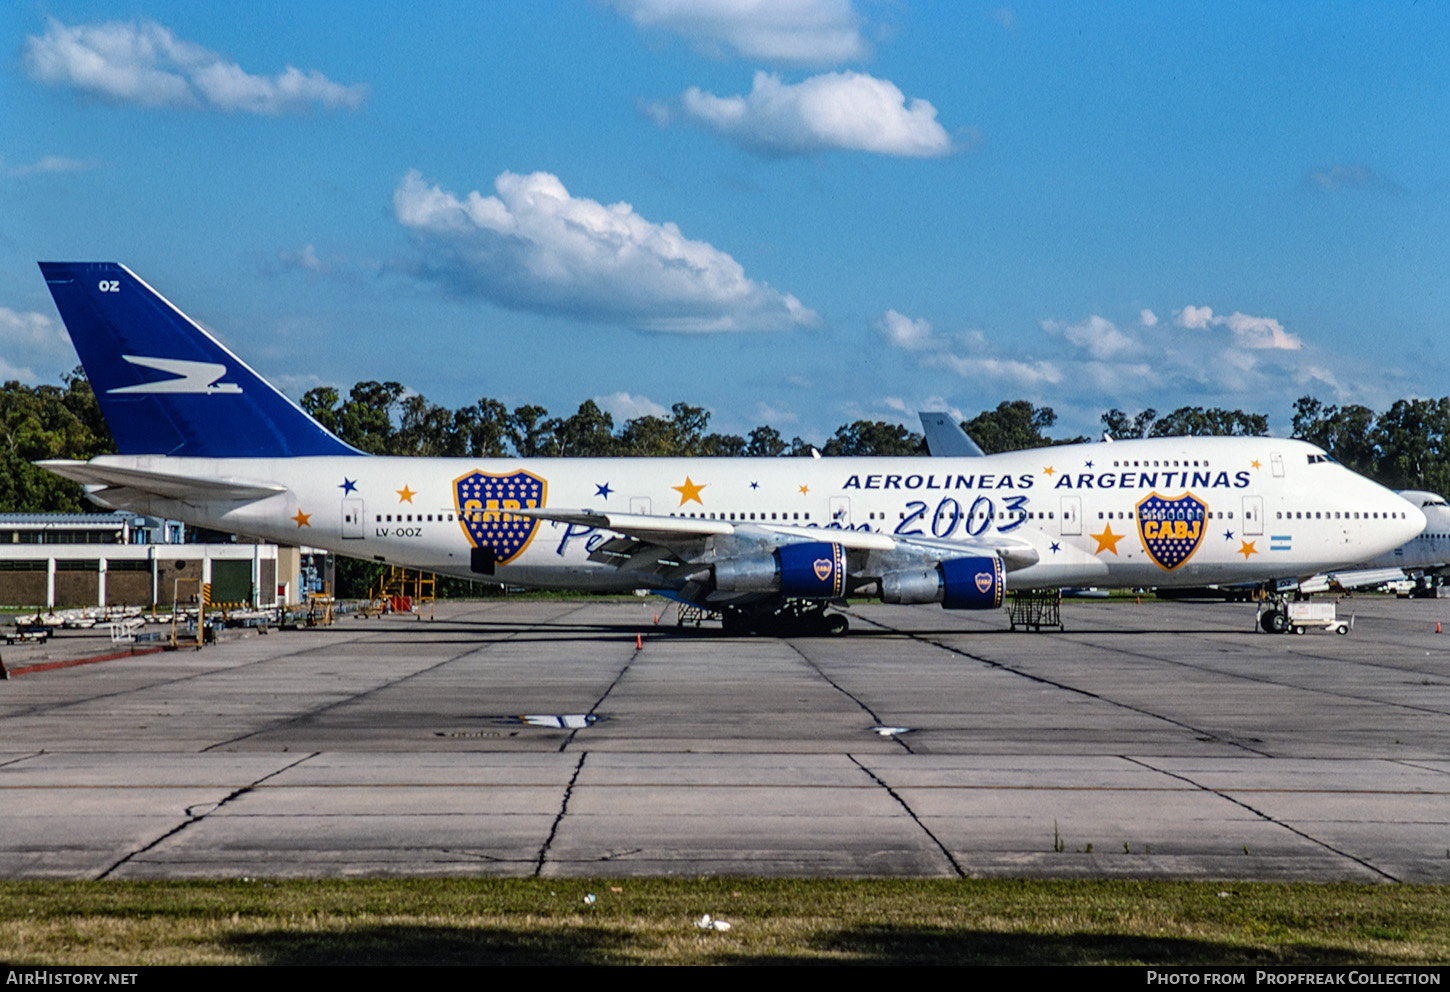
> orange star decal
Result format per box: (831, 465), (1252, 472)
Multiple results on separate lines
(396, 485), (416, 503)
(1237, 540), (1258, 559)
(291, 509), (312, 528)
(1043, 465), (1055, 476)
(799, 484), (810, 494)
(1250, 460), (1261, 470)
(672, 476), (706, 505)
(1090, 523), (1124, 555)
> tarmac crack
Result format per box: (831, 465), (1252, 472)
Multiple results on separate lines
(1048, 630), (1450, 721)
(848, 754), (963, 877)
(96, 751), (318, 880)
(533, 751), (587, 876)
(788, 641), (913, 753)
(853, 612), (1272, 757)
(0, 751), (45, 769)
(559, 607), (640, 752)
(196, 610), (575, 751)
(0, 627), (382, 723)
(1122, 755), (1402, 883)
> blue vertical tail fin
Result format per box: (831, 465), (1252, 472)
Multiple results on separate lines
(39, 262), (360, 458)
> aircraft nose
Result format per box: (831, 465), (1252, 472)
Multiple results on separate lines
(1397, 497), (1428, 541)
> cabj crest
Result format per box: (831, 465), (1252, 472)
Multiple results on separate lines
(1136, 491), (1208, 571)
(454, 469), (548, 565)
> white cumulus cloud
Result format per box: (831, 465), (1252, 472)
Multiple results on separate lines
(23, 17), (366, 114)
(393, 169), (818, 332)
(8, 155), (98, 176)
(1304, 164), (1403, 194)
(933, 353), (1063, 388)
(672, 71), (954, 157)
(1042, 314), (1134, 361)
(595, 391), (670, 421)
(606, 0), (867, 64)
(1174, 304), (1215, 330)
(1174, 305), (1302, 349)
(1221, 312), (1302, 350)
(0, 307), (77, 382)
(876, 309), (934, 350)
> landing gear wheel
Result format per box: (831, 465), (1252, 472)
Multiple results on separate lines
(1260, 609), (1289, 634)
(825, 614), (849, 636)
(1337, 624), (1349, 635)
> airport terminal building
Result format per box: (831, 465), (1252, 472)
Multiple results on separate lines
(0, 513), (308, 610)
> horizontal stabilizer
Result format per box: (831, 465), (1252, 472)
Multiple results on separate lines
(37, 459), (286, 502)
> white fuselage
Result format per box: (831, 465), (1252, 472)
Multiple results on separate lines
(1346, 491), (1450, 575)
(82, 436), (1425, 594)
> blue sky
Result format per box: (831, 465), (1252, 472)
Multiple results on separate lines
(3, 1), (1448, 442)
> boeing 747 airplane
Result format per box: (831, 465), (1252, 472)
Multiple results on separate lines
(35, 263), (1426, 634)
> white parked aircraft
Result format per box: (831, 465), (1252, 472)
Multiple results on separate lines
(36, 263), (1427, 634)
(1298, 490), (1450, 594)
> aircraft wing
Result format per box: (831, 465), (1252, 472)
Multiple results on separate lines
(1298, 567), (1411, 594)
(517, 507), (1040, 571)
(36, 459), (287, 502)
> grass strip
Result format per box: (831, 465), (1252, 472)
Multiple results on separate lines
(2, 878), (1447, 966)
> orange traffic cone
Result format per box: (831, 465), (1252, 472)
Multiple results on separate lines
(653, 614), (659, 625)
(1437, 622), (1442, 634)
(635, 634), (643, 650)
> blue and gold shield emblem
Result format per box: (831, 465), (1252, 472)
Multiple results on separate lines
(1136, 492), (1207, 571)
(454, 470), (548, 566)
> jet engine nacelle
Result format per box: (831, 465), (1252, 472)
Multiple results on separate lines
(714, 541), (847, 599)
(880, 556), (1004, 609)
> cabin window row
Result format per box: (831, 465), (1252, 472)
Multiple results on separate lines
(1275, 510), (1408, 520)
(1111, 460), (1209, 468)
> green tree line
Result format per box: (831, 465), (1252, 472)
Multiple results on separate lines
(8, 372), (1450, 511)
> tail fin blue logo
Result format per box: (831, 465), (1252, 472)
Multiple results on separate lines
(109, 356), (241, 395)
(39, 262), (359, 458)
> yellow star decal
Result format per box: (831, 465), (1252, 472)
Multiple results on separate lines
(1043, 465), (1055, 476)
(1090, 523), (1124, 555)
(291, 509), (312, 528)
(799, 484), (810, 494)
(1237, 540), (1258, 559)
(396, 485), (416, 503)
(1250, 460), (1261, 470)
(672, 476), (706, 505)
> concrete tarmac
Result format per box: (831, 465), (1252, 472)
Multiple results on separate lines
(1, 596), (1447, 882)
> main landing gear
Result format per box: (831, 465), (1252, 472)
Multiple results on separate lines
(721, 600), (850, 637)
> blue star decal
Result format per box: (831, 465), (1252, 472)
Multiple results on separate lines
(1084, 460), (1094, 469)
(749, 481), (759, 489)
(595, 482), (613, 499)
(339, 478), (358, 495)
(1050, 542), (1061, 554)
(1223, 530), (1234, 541)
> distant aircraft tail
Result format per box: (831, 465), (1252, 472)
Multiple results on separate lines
(39, 262), (359, 458)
